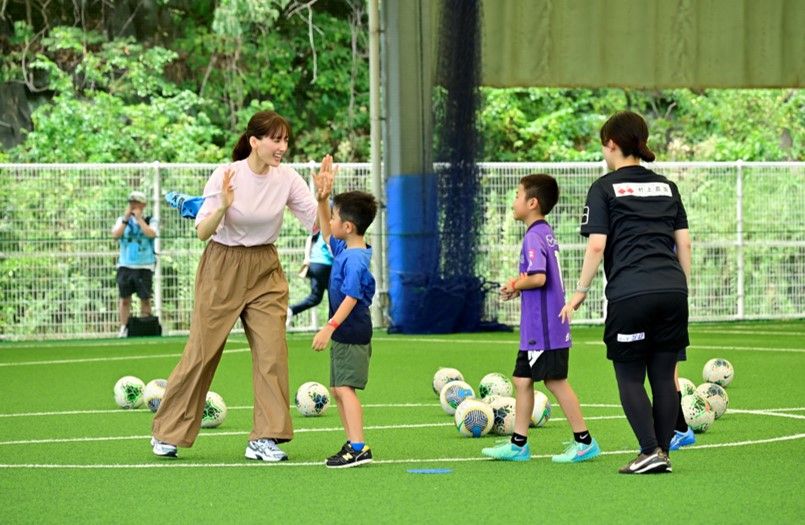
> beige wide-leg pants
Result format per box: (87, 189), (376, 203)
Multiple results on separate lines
(152, 242), (292, 447)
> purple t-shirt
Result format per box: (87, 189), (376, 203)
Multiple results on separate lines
(519, 220), (571, 351)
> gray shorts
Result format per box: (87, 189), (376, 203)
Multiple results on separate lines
(330, 341), (372, 390)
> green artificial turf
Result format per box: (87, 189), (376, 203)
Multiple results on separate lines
(1, 321), (803, 523)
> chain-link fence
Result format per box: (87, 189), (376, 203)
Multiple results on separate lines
(1, 161), (803, 340)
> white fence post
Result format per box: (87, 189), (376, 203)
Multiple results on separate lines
(153, 161), (163, 322)
(735, 160), (745, 320)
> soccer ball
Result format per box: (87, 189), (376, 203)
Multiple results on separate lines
(481, 395), (500, 405)
(295, 381), (331, 416)
(113, 375), (145, 409)
(478, 372), (513, 399)
(440, 380), (475, 415)
(681, 394), (715, 433)
(677, 377), (697, 397)
(703, 358), (734, 387)
(489, 396), (517, 435)
(433, 367), (464, 396)
(201, 391), (227, 428)
(454, 399), (494, 437)
(142, 378), (168, 413)
(695, 382), (729, 419)
(530, 390), (552, 428)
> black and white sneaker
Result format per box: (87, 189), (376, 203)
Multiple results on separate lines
(326, 442), (352, 462)
(151, 437), (177, 458)
(618, 448), (671, 474)
(245, 439), (288, 462)
(325, 446), (373, 469)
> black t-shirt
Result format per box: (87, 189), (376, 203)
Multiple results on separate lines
(580, 165), (689, 302)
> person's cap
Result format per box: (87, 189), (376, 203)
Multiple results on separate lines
(128, 191), (147, 204)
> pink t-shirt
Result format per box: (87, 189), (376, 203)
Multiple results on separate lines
(195, 159), (317, 246)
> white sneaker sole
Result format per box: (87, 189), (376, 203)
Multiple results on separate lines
(325, 457), (373, 469)
(150, 437), (177, 458)
(245, 448), (288, 462)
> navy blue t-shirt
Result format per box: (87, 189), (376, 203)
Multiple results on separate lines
(327, 236), (375, 344)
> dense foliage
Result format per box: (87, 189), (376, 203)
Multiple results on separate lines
(0, 1), (801, 163)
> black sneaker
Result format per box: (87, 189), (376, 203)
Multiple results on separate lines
(326, 441), (352, 462)
(618, 448), (671, 474)
(325, 446), (373, 469)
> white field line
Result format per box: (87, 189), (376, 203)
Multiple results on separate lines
(729, 409), (805, 420)
(0, 347), (251, 367)
(0, 433), (802, 469)
(577, 341), (805, 353)
(0, 402), (624, 419)
(693, 329), (805, 337)
(0, 415), (631, 447)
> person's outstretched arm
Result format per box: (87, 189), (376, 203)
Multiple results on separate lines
(674, 228), (692, 286)
(196, 167), (234, 241)
(313, 154), (336, 246)
(559, 233), (606, 323)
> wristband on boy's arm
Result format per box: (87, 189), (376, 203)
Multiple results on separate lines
(327, 319), (340, 329)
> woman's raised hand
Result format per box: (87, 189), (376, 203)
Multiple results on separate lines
(221, 167), (235, 210)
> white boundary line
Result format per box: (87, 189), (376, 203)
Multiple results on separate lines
(0, 402), (625, 419)
(0, 415), (631, 447)
(729, 409), (805, 420)
(0, 347), (251, 367)
(693, 330), (805, 337)
(0, 433), (802, 469)
(577, 341), (805, 353)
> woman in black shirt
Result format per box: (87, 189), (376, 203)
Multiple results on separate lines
(560, 111), (692, 474)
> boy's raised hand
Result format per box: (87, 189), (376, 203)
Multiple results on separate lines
(313, 154), (336, 202)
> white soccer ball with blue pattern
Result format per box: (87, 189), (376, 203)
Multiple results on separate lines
(433, 367), (464, 396)
(530, 390), (552, 428)
(703, 358), (734, 387)
(695, 382), (729, 419)
(678, 377), (697, 397)
(489, 396), (517, 435)
(454, 399), (494, 437)
(478, 372), (513, 399)
(201, 391), (228, 428)
(440, 380), (475, 415)
(113, 375), (145, 409)
(681, 393), (715, 433)
(295, 381), (331, 416)
(143, 379), (167, 413)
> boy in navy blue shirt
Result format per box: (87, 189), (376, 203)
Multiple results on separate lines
(312, 156), (377, 468)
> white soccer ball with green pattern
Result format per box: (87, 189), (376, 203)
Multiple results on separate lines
(295, 381), (331, 416)
(432, 368), (464, 396)
(113, 375), (145, 409)
(478, 372), (513, 399)
(454, 399), (494, 437)
(143, 378), (167, 413)
(695, 382), (729, 419)
(489, 396), (517, 435)
(440, 380), (475, 415)
(530, 390), (552, 428)
(201, 391), (228, 428)
(703, 358), (734, 387)
(678, 377), (697, 397)
(681, 394), (714, 433)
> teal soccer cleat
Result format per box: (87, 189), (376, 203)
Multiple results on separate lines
(551, 438), (601, 463)
(481, 440), (531, 461)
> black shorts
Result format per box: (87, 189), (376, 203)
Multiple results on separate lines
(604, 292), (689, 362)
(513, 348), (569, 381)
(116, 267), (153, 300)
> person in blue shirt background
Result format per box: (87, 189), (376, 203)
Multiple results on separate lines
(287, 231), (334, 327)
(111, 191), (158, 337)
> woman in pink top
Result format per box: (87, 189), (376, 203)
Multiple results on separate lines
(151, 111), (330, 462)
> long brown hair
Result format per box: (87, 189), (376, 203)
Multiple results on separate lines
(231, 111), (292, 161)
(600, 111), (656, 162)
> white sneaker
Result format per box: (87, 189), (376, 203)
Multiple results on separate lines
(151, 437), (177, 457)
(245, 439), (288, 462)
(117, 325), (128, 338)
(285, 307), (293, 328)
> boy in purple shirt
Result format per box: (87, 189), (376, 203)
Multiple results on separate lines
(482, 174), (600, 463)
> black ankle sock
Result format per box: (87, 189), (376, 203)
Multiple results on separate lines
(511, 433), (527, 447)
(574, 430), (592, 445)
(675, 391), (689, 432)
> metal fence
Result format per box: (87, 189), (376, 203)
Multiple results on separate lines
(1, 161), (803, 340)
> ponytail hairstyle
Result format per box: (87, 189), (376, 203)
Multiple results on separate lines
(600, 111), (656, 162)
(232, 111), (292, 161)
